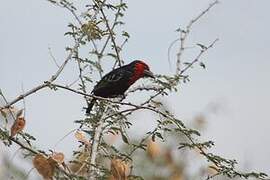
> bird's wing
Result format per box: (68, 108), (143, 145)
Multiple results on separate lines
(92, 68), (131, 94)
(102, 70), (124, 82)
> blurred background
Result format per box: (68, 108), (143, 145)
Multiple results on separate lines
(0, 0), (270, 179)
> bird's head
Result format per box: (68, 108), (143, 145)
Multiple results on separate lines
(128, 60), (154, 85)
(131, 60), (155, 78)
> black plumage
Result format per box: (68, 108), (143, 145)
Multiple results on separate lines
(86, 60), (154, 114)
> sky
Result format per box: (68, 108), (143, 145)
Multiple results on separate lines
(1, 0), (270, 177)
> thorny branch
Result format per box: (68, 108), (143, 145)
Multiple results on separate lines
(176, 0), (219, 74)
(0, 95), (73, 179)
(1, 0), (269, 180)
(99, 5), (122, 67)
(180, 38), (219, 75)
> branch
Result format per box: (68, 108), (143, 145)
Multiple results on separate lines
(0, 127), (74, 178)
(1, 0), (108, 111)
(176, 0), (219, 74)
(100, 6), (122, 67)
(88, 120), (104, 179)
(180, 38), (219, 75)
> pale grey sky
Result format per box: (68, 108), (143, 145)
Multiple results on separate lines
(1, 0), (270, 177)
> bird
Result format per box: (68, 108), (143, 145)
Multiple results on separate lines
(86, 60), (154, 114)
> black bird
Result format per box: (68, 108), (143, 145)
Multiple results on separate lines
(86, 60), (154, 114)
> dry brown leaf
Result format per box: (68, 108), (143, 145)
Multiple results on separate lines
(74, 131), (90, 146)
(11, 117), (25, 137)
(51, 152), (65, 164)
(75, 131), (85, 141)
(33, 154), (55, 179)
(207, 165), (219, 176)
(146, 139), (161, 160)
(111, 158), (130, 180)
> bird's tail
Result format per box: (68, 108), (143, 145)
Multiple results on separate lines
(86, 98), (96, 114)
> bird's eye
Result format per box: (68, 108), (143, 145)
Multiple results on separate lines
(144, 65), (149, 70)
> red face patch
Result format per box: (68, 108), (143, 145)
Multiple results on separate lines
(128, 62), (149, 85)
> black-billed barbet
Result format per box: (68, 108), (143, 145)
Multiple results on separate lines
(86, 60), (154, 114)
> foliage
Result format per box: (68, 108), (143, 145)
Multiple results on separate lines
(0, 0), (268, 180)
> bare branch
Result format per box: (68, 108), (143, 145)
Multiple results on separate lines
(100, 7), (122, 67)
(0, 0), (107, 111)
(176, 0), (219, 74)
(180, 38), (219, 75)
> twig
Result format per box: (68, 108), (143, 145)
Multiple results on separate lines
(61, 1), (98, 51)
(0, 37), (81, 111)
(0, 0), (107, 111)
(180, 38), (219, 75)
(8, 136), (74, 178)
(176, 0), (219, 74)
(95, 2), (123, 76)
(0, 90), (74, 178)
(48, 47), (60, 68)
(168, 38), (180, 71)
(0, 90), (17, 121)
(21, 84), (26, 117)
(100, 7), (122, 67)
(88, 120), (104, 179)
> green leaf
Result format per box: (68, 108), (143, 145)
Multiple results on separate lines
(122, 31), (130, 38)
(151, 134), (156, 142)
(107, 53), (117, 59)
(197, 43), (207, 50)
(200, 62), (206, 69)
(155, 132), (163, 140)
(120, 130), (129, 144)
(82, 130), (94, 136)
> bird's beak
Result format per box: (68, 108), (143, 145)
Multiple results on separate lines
(143, 70), (155, 78)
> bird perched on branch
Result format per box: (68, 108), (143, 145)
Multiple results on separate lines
(86, 60), (154, 114)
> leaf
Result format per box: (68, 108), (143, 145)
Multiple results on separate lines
(200, 62), (206, 69)
(75, 131), (86, 142)
(189, 129), (201, 136)
(111, 158), (130, 179)
(47, 0), (57, 4)
(120, 130), (129, 144)
(75, 131), (90, 145)
(33, 154), (55, 179)
(124, 121), (132, 128)
(197, 43), (207, 50)
(107, 53), (117, 59)
(146, 139), (160, 160)
(23, 132), (36, 141)
(10, 117), (25, 137)
(155, 132), (163, 140)
(163, 128), (172, 132)
(122, 31), (130, 38)
(151, 134), (155, 142)
(82, 130), (94, 136)
(183, 62), (191, 66)
(51, 152), (65, 164)
(178, 143), (192, 150)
